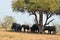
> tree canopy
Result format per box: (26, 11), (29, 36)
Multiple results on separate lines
(12, 0), (60, 14)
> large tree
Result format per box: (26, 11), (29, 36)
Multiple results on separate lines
(11, 0), (60, 33)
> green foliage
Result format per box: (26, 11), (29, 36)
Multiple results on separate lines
(24, 0), (29, 4)
(54, 7), (60, 15)
(12, 0), (26, 12)
(12, 0), (60, 13)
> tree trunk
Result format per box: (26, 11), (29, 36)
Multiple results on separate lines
(39, 11), (44, 34)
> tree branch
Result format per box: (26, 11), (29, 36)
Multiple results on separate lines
(29, 11), (38, 24)
(44, 11), (51, 26)
(46, 19), (55, 25)
(48, 13), (53, 19)
(44, 14), (49, 26)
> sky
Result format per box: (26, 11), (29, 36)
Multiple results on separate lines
(0, 0), (60, 27)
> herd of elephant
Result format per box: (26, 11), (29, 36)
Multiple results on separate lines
(11, 23), (56, 34)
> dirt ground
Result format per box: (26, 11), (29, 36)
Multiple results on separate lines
(0, 29), (60, 40)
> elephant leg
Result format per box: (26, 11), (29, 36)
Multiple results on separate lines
(24, 29), (25, 32)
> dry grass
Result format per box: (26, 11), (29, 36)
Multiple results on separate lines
(0, 29), (60, 40)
